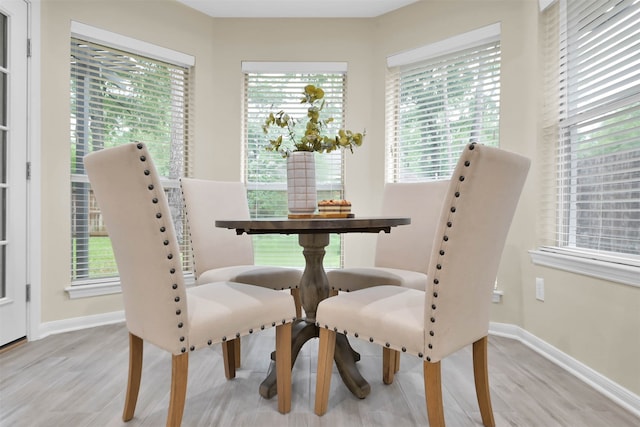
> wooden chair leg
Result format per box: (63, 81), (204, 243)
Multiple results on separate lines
(314, 328), (337, 416)
(291, 288), (302, 319)
(275, 322), (293, 414)
(123, 333), (143, 422)
(234, 337), (241, 368)
(329, 289), (339, 297)
(473, 336), (495, 427)
(167, 353), (189, 427)
(222, 340), (236, 379)
(424, 360), (445, 427)
(395, 352), (401, 373)
(382, 347), (399, 384)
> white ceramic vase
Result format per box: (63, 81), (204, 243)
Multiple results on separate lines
(286, 151), (317, 214)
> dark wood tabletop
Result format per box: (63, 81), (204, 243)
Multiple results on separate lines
(215, 216), (411, 235)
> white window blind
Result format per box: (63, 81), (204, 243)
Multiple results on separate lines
(540, 0), (640, 260)
(243, 63), (347, 268)
(70, 34), (193, 285)
(385, 37), (501, 182)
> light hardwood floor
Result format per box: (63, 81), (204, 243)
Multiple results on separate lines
(1, 322), (638, 427)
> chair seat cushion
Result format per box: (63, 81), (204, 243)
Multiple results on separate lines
(197, 265), (302, 289)
(186, 281), (297, 351)
(326, 267), (427, 292)
(317, 285), (425, 357)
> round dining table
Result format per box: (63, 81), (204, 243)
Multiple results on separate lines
(215, 216), (411, 400)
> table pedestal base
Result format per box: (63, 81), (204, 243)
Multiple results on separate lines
(259, 319), (370, 399)
(216, 218), (409, 403)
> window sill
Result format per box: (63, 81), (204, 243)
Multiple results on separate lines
(529, 248), (640, 288)
(65, 273), (196, 299)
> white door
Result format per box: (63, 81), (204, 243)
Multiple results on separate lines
(0, 0), (28, 346)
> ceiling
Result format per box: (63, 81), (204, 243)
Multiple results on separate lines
(176, 0), (419, 18)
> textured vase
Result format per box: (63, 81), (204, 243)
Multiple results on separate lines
(287, 151), (317, 214)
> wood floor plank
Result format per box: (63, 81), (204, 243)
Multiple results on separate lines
(0, 322), (637, 427)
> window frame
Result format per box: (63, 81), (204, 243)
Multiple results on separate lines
(66, 22), (195, 298)
(532, 0), (640, 287)
(242, 62), (349, 268)
(385, 23), (502, 184)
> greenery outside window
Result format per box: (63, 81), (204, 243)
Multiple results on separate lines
(385, 24), (501, 183)
(69, 23), (193, 293)
(242, 62), (348, 268)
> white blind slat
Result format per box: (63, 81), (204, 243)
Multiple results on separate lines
(70, 35), (194, 283)
(243, 67), (347, 268)
(540, 0), (640, 259)
(386, 39), (501, 183)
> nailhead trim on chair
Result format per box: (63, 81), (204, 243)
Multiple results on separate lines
(136, 142), (188, 354)
(313, 144), (481, 361)
(195, 316), (297, 352)
(425, 142), (476, 362)
(139, 146), (298, 352)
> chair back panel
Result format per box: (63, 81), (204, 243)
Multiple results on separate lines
(180, 179), (254, 278)
(374, 181), (449, 275)
(425, 144), (530, 362)
(84, 143), (188, 354)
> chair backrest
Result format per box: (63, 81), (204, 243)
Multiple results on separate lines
(374, 181), (449, 274)
(180, 178), (254, 279)
(84, 143), (189, 355)
(424, 143), (530, 362)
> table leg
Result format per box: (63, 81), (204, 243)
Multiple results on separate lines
(298, 233), (330, 323)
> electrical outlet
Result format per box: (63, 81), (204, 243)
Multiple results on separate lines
(535, 277), (545, 301)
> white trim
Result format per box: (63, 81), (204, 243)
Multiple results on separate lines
(70, 21), (195, 67)
(65, 281), (122, 299)
(529, 249), (640, 288)
(65, 273), (196, 299)
(489, 322), (640, 418)
(38, 311), (125, 340)
(26, 0), (42, 341)
(241, 61), (348, 73)
(386, 22), (501, 68)
(536, 246), (640, 267)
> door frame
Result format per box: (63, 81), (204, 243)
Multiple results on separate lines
(26, 0), (40, 340)
(14, 0), (41, 341)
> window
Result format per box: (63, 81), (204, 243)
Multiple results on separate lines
(538, 0), (640, 273)
(385, 24), (501, 182)
(242, 62), (347, 268)
(69, 23), (193, 291)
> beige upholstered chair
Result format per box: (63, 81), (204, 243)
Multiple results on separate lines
(180, 178), (303, 368)
(84, 143), (296, 427)
(326, 181), (449, 292)
(314, 143), (530, 427)
(180, 178), (302, 316)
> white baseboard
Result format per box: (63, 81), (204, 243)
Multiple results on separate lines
(38, 310), (125, 340)
(489, 322), (640, 418)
